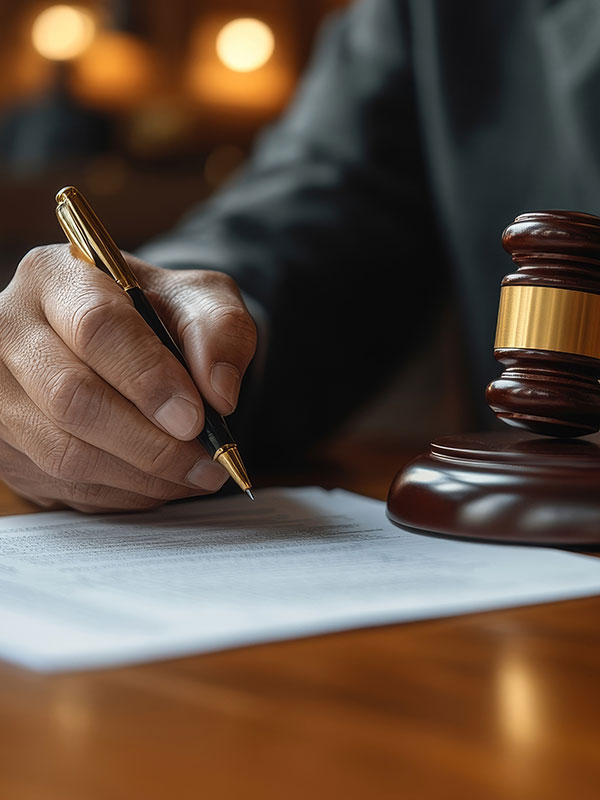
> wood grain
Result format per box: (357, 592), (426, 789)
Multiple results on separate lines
(1, 437), (599, 800)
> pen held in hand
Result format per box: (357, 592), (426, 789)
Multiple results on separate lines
(55, 185), (254, 500)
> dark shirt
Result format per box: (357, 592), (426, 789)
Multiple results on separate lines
(138, 0), (600, 459)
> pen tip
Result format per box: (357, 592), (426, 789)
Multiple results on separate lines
(245, 489), (255, 501)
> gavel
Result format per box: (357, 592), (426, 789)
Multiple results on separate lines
(387, 209), (600, 546)
(487, 210), (600, 438)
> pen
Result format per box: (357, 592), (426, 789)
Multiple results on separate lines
(55, 185), (254, 500)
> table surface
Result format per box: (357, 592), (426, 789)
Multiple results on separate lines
(1, 437), (599, 800)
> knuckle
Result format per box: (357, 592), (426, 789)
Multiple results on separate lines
(69, 482), (110, 507)
(181, 303), (257, 357)
(184, 269), (237, 293)
(134, 437), (182, 477)
(15, 245), (66, 285)
(210, 271), (237, 293)
(215, 303), (255, 330)
(45, 368), (104, 433)
(36, 439), (67, 479)
(16, 246), (49, 276)
(114, 345), (166, 392)
(70, 296), (168, 390)
(1, 250), (49, 320)
(71, 297), (124, 357)
(215, 306), (258, 356)
(37, 434), (96, 482)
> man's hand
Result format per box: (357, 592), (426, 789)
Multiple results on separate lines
(0, 245), (257, 512)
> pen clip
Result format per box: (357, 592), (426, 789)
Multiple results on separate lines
(55, 186), (140, 291)
(56, 200), (99, 267)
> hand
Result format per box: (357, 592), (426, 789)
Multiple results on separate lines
(0, 245), (257, 512)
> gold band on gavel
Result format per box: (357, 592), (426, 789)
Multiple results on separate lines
(494, 284), (600, 359)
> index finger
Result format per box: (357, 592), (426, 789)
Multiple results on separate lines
(39, 246), (206, 440)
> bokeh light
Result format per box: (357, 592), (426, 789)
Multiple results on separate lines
(71, 32), (154, 108)
(186, 15), (293, 112)
(31, 5), (96, 62)
(216, 18), (274, 72)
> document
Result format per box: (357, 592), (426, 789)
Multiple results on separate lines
(0, 487), (599, 672)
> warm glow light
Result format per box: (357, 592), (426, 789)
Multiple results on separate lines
(31, 5), (96, 62)
(186, 14), (292, 111)
(216, 18), (274, 72)
(71, 32), (153, 108)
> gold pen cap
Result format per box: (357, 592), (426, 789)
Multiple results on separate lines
(55, 186), (141, 291)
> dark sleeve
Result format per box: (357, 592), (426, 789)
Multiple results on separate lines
(137, 0), (445, 463)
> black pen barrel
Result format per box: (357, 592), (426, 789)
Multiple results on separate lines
(127, 286), (233, 457)
(127, 287), (186, 367)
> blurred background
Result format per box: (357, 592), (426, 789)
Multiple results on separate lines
(0, 0), (464, 443)
(0, 0), (348, 278)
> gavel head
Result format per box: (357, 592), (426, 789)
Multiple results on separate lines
(486, 210), (600, 437)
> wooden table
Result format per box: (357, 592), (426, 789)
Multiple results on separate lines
(1, 438), (599, 800)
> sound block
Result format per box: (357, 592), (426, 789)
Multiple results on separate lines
(386, 431), (600, 546)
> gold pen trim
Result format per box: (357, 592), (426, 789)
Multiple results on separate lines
(55, 186), (140, 291)
(56, 202), (96, 264)
(213, 443), (252, 493)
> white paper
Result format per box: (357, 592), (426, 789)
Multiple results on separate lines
(0, 486), (599, 672)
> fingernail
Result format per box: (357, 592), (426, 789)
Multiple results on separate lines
(186, 459), (228, 491)
(154, 396), (200, 439)
(210, 363), (240, 411)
